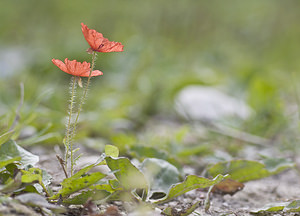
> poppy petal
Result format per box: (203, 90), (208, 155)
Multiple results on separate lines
(81, 23), (123, 53)
(81, 23), (105, 51)
(52, 58), (68, 73)
(79, 70), (103, 77)
(100, 41), (124, 52)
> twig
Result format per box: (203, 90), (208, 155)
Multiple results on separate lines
(56, 155), (68, 178)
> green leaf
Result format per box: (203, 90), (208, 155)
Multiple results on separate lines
(90, 184), (121, 193)
(0, 130), (14, 146)
(207, 159), (294, 182)
(63, 190), (94, 205)
(154, 174), (226, 204)
(0, 140), (39, 167)
(63, 189), (110, 205)
(140, 158), (180, 197)
(262, 157), (294, 173)
(71, 164), (95, 179)
(0, 172), (22, 193)
(106, 157), (148, 196)
(285, 200), (300, 212)
(105, 145), (119, 158)
(251, 202), (287, 214)
(21, 168), (42, 184)
(251, 200), (300, 214)
(63, 183), (119, 205)
(49, 172), (106, 200)
(0, 156), (21, 169)
(20, 167), (52, 195)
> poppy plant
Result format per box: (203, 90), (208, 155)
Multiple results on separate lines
(81, 23), (124, 53)
(52, 58), (103, 77)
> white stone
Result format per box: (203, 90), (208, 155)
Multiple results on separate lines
(175, 85), (252, 121)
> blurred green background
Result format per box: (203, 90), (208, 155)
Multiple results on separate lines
(1, 0), (300, 159)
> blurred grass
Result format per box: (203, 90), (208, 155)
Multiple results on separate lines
(1, 0), (300, 157)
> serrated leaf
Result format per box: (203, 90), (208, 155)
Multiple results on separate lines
(106, 157), (148, 196)
(49, 172), (106, 200)
(207, 159), (294, 182)
(154, 174), (226, 204)
(0, 140), (39, 167)
(140, 158), (180, 197)
(105, 145), (119, 158)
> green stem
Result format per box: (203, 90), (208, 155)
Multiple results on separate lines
(70, 51), (97, 176)
(65, 76), (76, 177)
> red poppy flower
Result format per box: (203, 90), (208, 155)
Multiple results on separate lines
(81, 23), (124, 53)
(52, 58), (103, 77)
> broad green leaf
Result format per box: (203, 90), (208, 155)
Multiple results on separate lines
(207, 159), (294, 182)
(251, 200), (300, 214)
(64, 182), (120, 204)
(0, 156), (21, 169)
(90, 184), (121, 193)
(4, 163), (19, 175)
(21, 168), (42, 184)
(63, 190), (94, 205)
(106, 157), (148, 195)
(154, 174), (226, 204)
(140, 158), (179, 197)
(0, 140), (39, 167)
(262, 157), (294, 173)
(105, 145), (119, 158)
(251, 202), (287, 213)
(49, 172), (106, 200)
(64, 183), (122, 204)
(285, 200), (300, 212)
(0, 130), (14, 146)
(71, 164), (95, 179)
(21, 168), (52, 195)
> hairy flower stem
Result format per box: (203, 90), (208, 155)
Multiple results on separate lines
(65, 76), (77, 177)
(70, 51), (97, 176)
